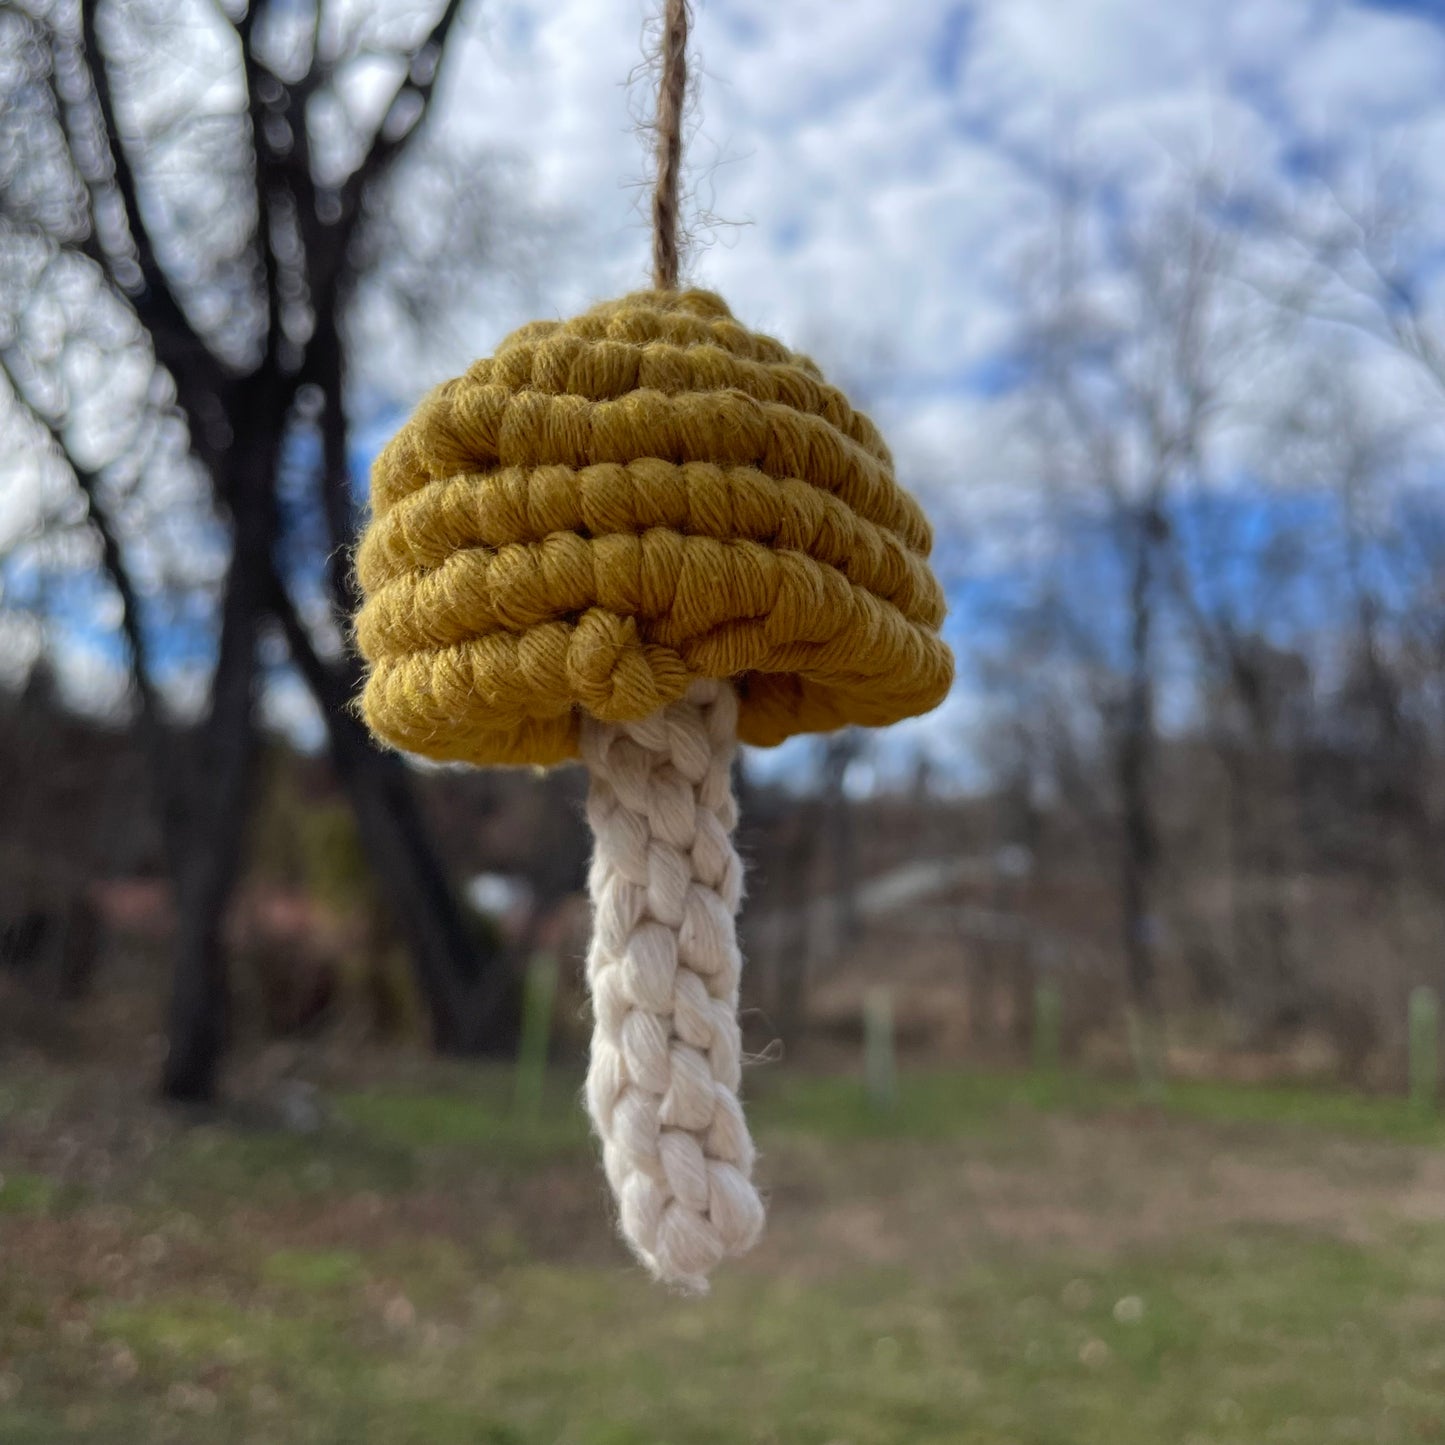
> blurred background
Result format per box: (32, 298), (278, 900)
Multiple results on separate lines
(3, 1), (1445, 1441)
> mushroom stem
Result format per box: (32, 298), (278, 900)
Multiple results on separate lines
(580, 678), (764, 1288)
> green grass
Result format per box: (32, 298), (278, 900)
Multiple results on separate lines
(12, 1230), (1445, 1444)
(0, 1169), (58, 1216)
(260, 1248), (368, 1293)
(145, 1122), (420, 1208)
(6, 1061), (1445, 1443)
(1162, 1076), (1445, 1143)
(333, 1082), (588, 1164)
(753, 1066), (1445, 1146)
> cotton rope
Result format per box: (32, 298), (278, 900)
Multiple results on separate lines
(582, 677), (763, 1287)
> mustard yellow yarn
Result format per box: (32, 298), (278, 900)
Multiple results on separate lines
(354, 289), (953, 767)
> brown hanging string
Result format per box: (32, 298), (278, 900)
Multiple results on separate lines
(651, 0), (690, 291)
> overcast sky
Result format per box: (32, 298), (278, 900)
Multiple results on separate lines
(372, 0), (1445, 779)
(427, 0), (1445, 425)
(15, 0), (1445, 779)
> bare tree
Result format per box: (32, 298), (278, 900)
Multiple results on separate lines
(1290, 178), (1445, 901)
(1004, 172), (1261, 1024)
(0, 0), (526, 1099)
(977, 152), (1445, 1073)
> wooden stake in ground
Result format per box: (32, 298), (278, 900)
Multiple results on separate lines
(864, 987), (897, 1115)
(1409, 985), (1439, 1115)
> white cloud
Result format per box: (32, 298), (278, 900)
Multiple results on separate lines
(415, 0), (1445, 416)
(348, 0), (1445, 778)
(1283, 7), (1445, 136)
(260, 668), (326, 751)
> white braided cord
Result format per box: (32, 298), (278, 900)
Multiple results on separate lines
(581, 678), (764, 1288)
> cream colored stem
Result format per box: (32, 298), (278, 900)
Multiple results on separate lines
(581, 678), (764, 1289)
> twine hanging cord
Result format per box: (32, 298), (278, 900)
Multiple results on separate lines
(650, 0), (690, 291)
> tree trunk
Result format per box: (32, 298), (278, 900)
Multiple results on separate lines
(1223, 732), (1298, 1034)
(297, 313), (514, 1052)
(268, 585), (511, 1053)
(771, 802), (818, 1043)
(820, 732), (862, 946)
(160, 392), (280, 1103)
(160, 563), (262, 1101)
(1119, 516), (1160, 1016)
(338, 739), (508, 1052)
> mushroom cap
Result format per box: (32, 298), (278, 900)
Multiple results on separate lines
(355, 289), (953, 767)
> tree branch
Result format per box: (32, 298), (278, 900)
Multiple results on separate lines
(333, 0), (467, 262)
(78, 3), (224, 394)
(0, 351), (187, 879)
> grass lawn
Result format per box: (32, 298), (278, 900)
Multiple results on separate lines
(2, 1060), (1444, 1443)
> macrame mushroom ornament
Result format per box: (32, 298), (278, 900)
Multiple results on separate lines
(351, 0), (953, 1291)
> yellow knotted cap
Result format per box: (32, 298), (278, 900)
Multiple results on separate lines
(354, 289), (953, 767)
